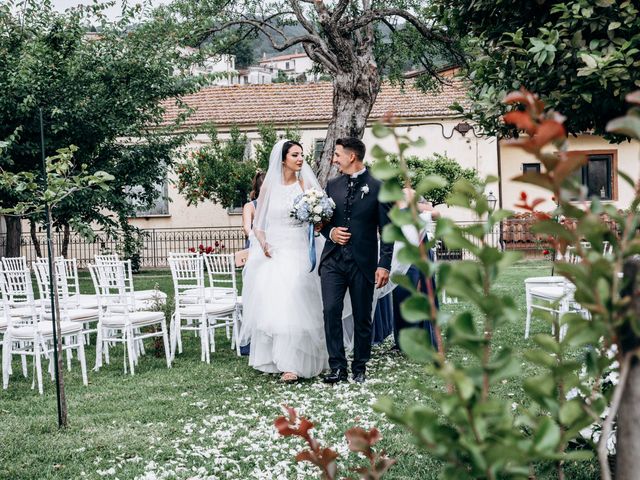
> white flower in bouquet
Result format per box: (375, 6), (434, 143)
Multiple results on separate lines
(290, 189), (335, 225)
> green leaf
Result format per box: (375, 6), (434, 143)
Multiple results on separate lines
(606, 115), (640, 139)
(559, 400), (584, 426)
(400, 293), (431, 322)
(372, 123), (392, 138)
(532, 334), (560, 354)
(399, 328), (437, 363)
(378, 180), (404, 202)
(371, 158), (400, 180)
(415, 175), (448, 195)
(533, 417), (561, 453)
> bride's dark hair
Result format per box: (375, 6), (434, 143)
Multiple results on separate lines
(281, 140), (303, 161)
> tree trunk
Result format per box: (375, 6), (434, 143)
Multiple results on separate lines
(61, 222), (70, 258)
(4, 216), (22, 258)
(316, 59), (381, 186)
(616, 256), (640, 479)
(30, 220), (43, 258)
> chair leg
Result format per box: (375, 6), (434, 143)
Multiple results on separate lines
(161, 321), (171, 368)
(2, 337), (11, 390)
(525, 291), (532, 339)
(77, 336), (88, 386)
(169, 315), (177, 361)
(34, 343), (44, 395)
(21, 353), (28, 377)
(126, 329), (136, 376)
(94, 325), (103, 371)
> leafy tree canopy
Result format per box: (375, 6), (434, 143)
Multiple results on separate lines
(432, 0), (640, 138)
(0, 0), (202, 239)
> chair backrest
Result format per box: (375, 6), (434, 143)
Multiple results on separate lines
(1, 256), (28, 272)
(203, 253), (238, 300)
(95, 254), (119, 264)
(168, 252), (199, 259)
(55, 257), (81, 300)
(88, 262), (130, 314)
(0, 266), (39, 324)
(32, 258), (54, 305)
(169, 255), (206, 307)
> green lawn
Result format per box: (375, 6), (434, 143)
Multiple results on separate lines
(0, 261), (600, 479)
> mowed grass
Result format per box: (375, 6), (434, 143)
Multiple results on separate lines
(0, 261), (600, 480)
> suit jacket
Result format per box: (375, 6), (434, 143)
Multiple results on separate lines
(319, 169), (394, 283)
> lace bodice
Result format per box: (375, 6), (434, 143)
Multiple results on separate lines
(267, 182), (304, 228)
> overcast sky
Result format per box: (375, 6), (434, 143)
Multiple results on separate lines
(51, 0), (168, 21)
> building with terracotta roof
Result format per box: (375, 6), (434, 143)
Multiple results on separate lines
(133, 79), (499, 230)
(129, 79), (639, 232)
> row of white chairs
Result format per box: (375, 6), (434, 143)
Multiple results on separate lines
(0, 252), (243, 394)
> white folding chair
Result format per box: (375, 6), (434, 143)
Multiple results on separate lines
(95, 255), (166, 310)
(525, 276), (575, 339)
(89, 262), (170, 375)
(0, 267), (87, 394)
(33, 259), (99, 354)
(55, 257), (99, 309)
(203, 253), (243, 355)
(168, 256), (236, 363)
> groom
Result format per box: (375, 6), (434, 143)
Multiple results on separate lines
(319, 137), (394, 384)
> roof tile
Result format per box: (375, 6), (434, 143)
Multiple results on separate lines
(162, 79), (468, 129)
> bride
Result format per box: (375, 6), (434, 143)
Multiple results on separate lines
(240, 139), (329, 382)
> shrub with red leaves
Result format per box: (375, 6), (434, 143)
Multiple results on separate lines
(274, 406), (395, 480)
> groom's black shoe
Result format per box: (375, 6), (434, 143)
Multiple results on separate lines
(323, 368), (348, 384)
(352, 371), (366, 384)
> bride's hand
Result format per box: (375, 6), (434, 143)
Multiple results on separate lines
(262, 243), (272, 258)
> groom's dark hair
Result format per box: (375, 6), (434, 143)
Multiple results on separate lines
(336, 137), (366, 162)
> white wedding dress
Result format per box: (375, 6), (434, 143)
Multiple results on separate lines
(241, 180), (329, 378)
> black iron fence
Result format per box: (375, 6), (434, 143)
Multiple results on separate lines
(0, 227), (247, 268)
(1, 218), (597, 267)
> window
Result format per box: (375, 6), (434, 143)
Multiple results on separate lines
(129, 179), (170, 217)
(285, 61), (290, 70)
(314, 139), (325, 163)
(571, 151), (616, 201)
(522, 163), (541, 174)
(227, 188), (249, 215)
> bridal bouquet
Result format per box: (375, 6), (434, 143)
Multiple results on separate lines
(290, 188), (335, 225)
(290, 188), (335, 271)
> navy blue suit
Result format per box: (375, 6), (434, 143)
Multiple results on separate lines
(319, 170), (394, 375)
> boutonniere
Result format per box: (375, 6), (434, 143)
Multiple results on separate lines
(360, 184), (370, 199)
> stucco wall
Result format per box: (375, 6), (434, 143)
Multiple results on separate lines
(129, 118), (500, 229)
(500, 134), (640, 213)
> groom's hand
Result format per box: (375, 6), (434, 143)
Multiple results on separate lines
(375, 268), (390, 288)
(330, 227), (351, 245)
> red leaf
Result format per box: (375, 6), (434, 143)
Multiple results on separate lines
(503, 111), (536, 134)
(346, 427), (371, 453)
(532, 119), (566, 148)
(503, 90), (530, 105)
(298, 418), (314, 437)
(274, 416), (297, 436)
(295, 450), (317, 463)
(530, 198), (546, 209)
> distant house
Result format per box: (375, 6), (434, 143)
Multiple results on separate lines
(238, 66), (273, 85)
(258, 52), (318, 82)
